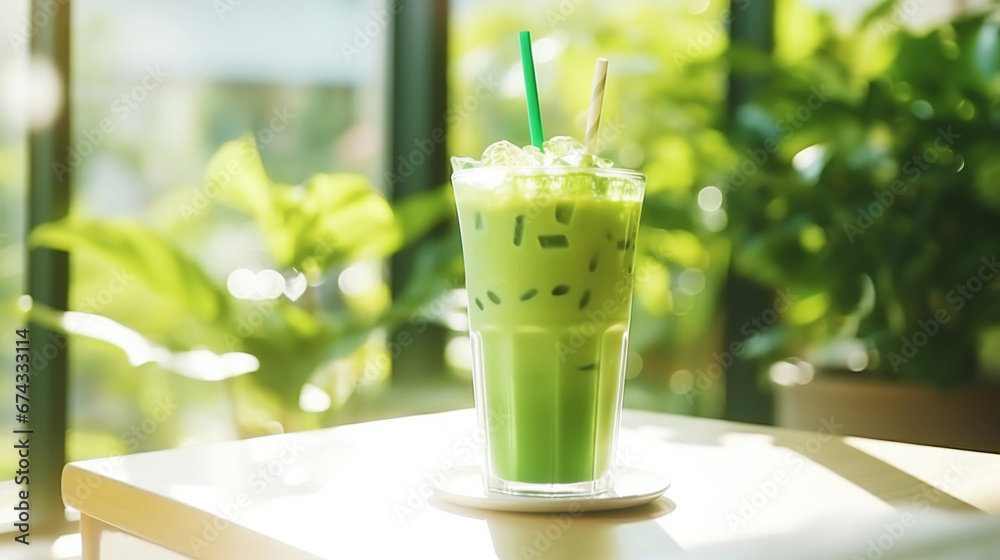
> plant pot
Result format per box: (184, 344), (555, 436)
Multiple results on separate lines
(775, 372), (1000, 454)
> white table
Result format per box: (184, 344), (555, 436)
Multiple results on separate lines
(62, 409), (1000, 559)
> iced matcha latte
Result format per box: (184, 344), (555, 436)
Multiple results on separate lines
(452, 137), (645, 496)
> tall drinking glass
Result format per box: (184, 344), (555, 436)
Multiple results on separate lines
(452, 166), (645, 496)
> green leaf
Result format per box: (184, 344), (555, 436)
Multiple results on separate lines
(242, 315), (374, 405)
(393, 185), (455, 245)
(383, 234), (464, 324)
(30, 219), (228, 321)
(204, 135), (273, 225)
(857, 0), (898, 32)
(295, 173), (399, 272)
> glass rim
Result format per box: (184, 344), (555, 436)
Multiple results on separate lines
(452, 166), (645, 181)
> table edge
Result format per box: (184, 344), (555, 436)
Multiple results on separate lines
(61, 463), (322, 560)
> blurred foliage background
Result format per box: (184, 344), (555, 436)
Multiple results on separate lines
(724, 4), (1000, 389)
(2, 0), (1000, 482)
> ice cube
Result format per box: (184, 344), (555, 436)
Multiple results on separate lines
(469, 136), (617, 169)
(560, 152), (616, 169)
(554, 152), (595, 168)
(481, 140), (538, 167)
(451, 156), (480, 172)
(521, 145), (545, 165)
(542, 136), (585, 158)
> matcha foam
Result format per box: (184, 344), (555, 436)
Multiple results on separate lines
(451, 136), (614, 172)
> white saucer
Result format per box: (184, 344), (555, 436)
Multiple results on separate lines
(435, 466), (670, 513)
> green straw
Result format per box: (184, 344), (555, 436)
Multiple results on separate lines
(519, 31), (544, 150)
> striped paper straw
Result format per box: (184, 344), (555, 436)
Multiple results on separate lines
(584, 58), (609, 154)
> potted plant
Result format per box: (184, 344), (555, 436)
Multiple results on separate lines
(723, 6), (1000, 451)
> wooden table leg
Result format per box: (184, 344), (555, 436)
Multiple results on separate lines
(79, 513), (195, 559)
(80, 515), (105, 560)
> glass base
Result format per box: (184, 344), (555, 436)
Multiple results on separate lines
(485, 471), (612, 497)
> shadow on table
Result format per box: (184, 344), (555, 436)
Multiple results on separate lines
(431, 496), (681, 560)
(766, 433), (984, 513)
(626, 412), (983, 513)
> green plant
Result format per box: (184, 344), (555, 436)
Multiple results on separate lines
(724, 5), (1000, 388)
(30, 136), (457, 431)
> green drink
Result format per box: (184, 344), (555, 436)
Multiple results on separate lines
(452, 144), (645, 496)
